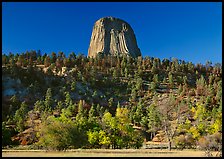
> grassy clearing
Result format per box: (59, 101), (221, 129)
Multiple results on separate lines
(2, 149), (217, 157)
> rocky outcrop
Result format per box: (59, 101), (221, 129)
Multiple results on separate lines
(88, 17), (141, 58)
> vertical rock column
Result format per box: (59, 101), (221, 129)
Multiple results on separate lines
(88, 17), (141, 58)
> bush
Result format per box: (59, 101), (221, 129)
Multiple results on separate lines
(174, 135), (185, 149)
(2, 122), (13, 147)
(174, 134), (195, 149)
(198, 133), (222, 151)
(37, 117), (87, 150)
(184, 134), (195, 148)
(197, 136), (209, 150)
(129, 130), (144, 149)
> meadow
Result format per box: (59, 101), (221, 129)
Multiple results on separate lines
(2, 149), (219, 157)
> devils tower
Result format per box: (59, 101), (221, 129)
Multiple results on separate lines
(88, 17), (141, 58)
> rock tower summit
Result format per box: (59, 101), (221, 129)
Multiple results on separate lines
(88, 17), (141, 58)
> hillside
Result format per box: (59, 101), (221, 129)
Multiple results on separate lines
(2, 52), (222, 153)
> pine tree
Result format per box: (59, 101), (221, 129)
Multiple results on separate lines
(168, 72), (174, 88)
(34, 100), (45, 112)
(108, 97), (114, 108)
(177, 84), (183, 95)
(196, 75), (207, 96)
(147, 103), (162, 139)
(51, 52), (57, 63)
(44, 56), (51, 67)
(124, 67), (128, 78)
(117, 101), (121, 109)
(133, 99), (144, 126)
(44, 88), (54, 112)
(75, 100), (88, 131)
(9, 95), (20, 116)
(14, 101), (29, 132)
(150, 81), (157, 93)
(153, 74), (159, 87)
(64, 91), (72, 108)
(71, 81), (76, 91)
(88, 105), (96, 123)
(56, 101), (63, 111)
(183, 75), (188, 85)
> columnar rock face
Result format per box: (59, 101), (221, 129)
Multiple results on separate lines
(88, 17), (141, 58)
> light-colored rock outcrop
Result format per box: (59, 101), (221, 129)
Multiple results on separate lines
(88, 17), (141, 58)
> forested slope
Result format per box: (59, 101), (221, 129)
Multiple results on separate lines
(2, 51), (222, 152)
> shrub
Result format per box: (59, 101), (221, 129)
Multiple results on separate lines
(197, 136), (209, 150)
(2, 122), (13, 147)
(174, 135), (186, 149)
(37, 117), (87, 150)
(198, 133), (222, 151)
(174, 134), (195, 149)
(184, 134), (195, 148)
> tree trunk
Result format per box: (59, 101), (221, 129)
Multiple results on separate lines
(164, 123), (172, 151)
(168, 139), (171, 151)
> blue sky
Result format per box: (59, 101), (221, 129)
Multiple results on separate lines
(2, 2), (222, 65)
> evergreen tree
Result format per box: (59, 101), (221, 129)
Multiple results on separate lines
(64, 91), (72, 108)
(34, 100), (45, 112)
(56, 101), (63, 111)
(124, 67), (128, 78)
(147, 103), (162, 139)
(9, 95), (20, 117)
(150, 81), (157, 93)
(71, 81), (76, 91)
(51, 52), (57, 63)
(168, 72), (174, 88)
(44, 56), (51, 67)
(108, 97), (114, 108)
(88, 105), (96, 123)
(196, 75), (207, 96)
(14, 101), (29, 132)
(44, 88), (54, 112)
(133, 99), (144, 126)
(153, 74), (159, 88)
(76, 100), (88, 130)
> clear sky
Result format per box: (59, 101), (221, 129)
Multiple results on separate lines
(2, 2), (222, 65)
